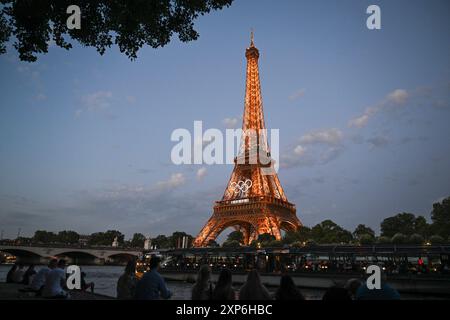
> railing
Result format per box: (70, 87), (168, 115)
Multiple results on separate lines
(215, 196), (296, 210)
(0, 242), (142, 251)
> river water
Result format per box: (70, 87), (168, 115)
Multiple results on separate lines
(0, 264), (445, 300)
(0, 264), (323, 299)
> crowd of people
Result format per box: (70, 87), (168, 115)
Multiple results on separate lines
(5, 256), (401, 300)
(5, 259), (94, 299)
(162, 255), (449, 275)
(116, 256), (401, 300)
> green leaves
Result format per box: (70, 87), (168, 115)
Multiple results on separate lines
(0, 0), (234, 61)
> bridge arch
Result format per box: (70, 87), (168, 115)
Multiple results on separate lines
(0, 248), (42, 258)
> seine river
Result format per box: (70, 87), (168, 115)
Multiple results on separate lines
(0, 264), (325, 299)
(0, 264), (444, 299)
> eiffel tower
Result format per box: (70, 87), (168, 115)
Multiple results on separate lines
(193, 33), (302, 247)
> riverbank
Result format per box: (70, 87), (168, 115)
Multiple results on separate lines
(0, 283), (113, 300)
(160, 270), (450, 297)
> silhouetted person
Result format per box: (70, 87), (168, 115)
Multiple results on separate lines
(356, 272), (400, 300)
(43, 259), (68, 299)
(275, 275), (305, 300)
(80, 270), (95, 293)
(22, 264), (37, 285)
(30, 259), (57, 296)
(192, 265), (213, 300)
(12, 263), (25, 283)
(6, 264), (17, 283)
(345, 278), (362, 300)
(117, 260), (137, 299)
(135, 256), (172, 300)
(322, 286), (352, 301)
(212, 269), (235, 300)
(239, 269), (271, 300)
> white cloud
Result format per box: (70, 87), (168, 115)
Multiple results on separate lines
(294, 145), (306, 156)
(281, 128), (345, 168)
(196, 167), (207, 180)
(222, 117), (239, 128)
(387, 89), (408, 105)
(289, 88), (306, 101)
(299, 128), (343, 146)
(319, 146), (345, 163)
(155, 173), (186, 191)
(79, 91), (112, 113)
(348, 114), (370, 128)
(348, 89), (409, 128)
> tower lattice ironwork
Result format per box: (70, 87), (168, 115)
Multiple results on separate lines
(193, 34), (302, 247)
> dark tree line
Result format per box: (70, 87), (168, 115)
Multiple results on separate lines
(0, 0), (233, 61)
(222, 196), (450, 247)
(7, 196), (450, 248)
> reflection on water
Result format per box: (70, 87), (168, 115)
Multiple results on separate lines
(0, 264), (446, 300)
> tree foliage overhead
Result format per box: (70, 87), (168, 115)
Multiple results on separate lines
(0, 0), (234, 61)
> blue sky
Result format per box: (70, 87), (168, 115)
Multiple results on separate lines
(0, 0), (449, 240)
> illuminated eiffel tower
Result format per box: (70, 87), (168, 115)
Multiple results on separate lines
(193, 33), (302, 247)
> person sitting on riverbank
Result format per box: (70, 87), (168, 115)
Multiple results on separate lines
(345, 278), (362, 300)
(275, 275), (305, 300)
(79, 270), (95, 293)
(191, 265), (213, 300)
(355, 272), (400, 300)
(12, 263), (25, 283)
(322, 286), (352, 301)
(117, 260), (137, 299)
(239, 269), (271, 300)
(6, 264), (17, 283)
(30, 259), (57, 295)
(212, 268), (235, 300)
(22, 265), (37, 286)
(135, 256), (172, 300)
(42, 259), (69, 299)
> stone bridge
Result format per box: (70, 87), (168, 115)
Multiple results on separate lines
(0, 244), (142, 264)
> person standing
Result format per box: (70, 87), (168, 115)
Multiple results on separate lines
(135, 256), (172, 300)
